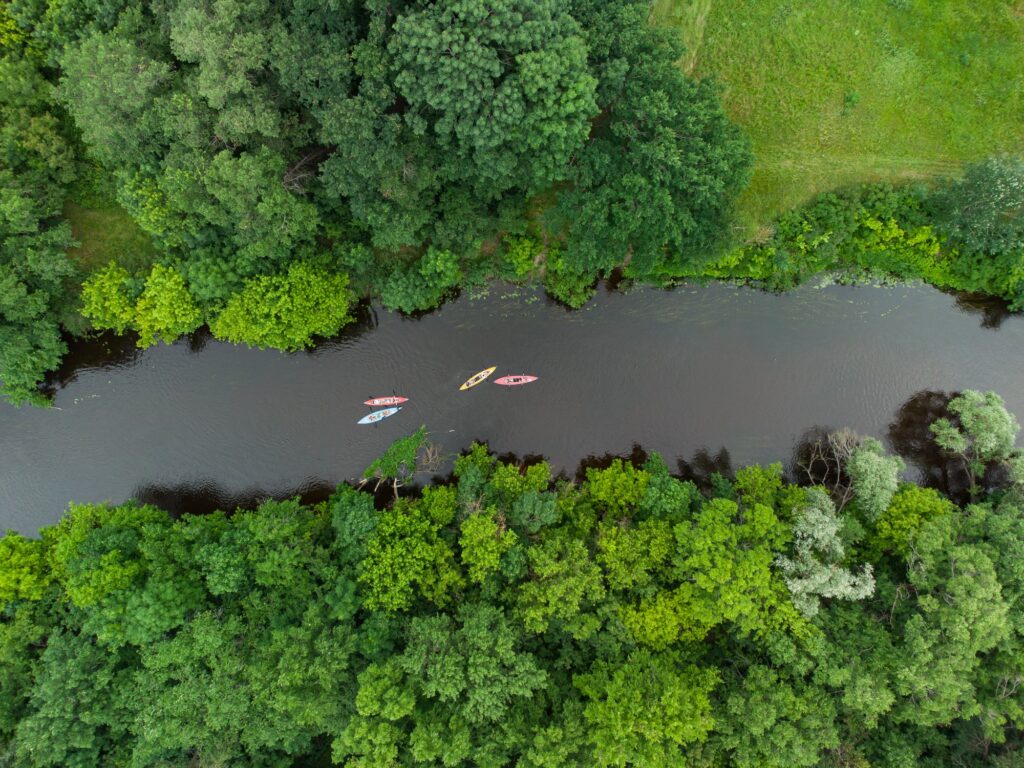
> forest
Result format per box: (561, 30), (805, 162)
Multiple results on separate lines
(2, 0), (1024, 405)
(2, 390), (1024, 767)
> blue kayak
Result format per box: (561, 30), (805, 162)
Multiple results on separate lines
(357, 407), (402, 425)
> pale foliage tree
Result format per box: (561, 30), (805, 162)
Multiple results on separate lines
(845, 438), (904, 523)
(776, 489), (874, 618)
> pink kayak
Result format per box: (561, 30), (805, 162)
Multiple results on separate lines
(494, 375), (538, 386)
(364, 396), (409, 407)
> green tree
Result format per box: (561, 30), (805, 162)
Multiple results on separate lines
(714, 665), (839, 768)
(929, 156), (1024, 303)
(575, 650), (718, 767)
(389, 0), (597, 196)
(57, 33), (171, 168)
(845, 437), (904, 522)
(79, 261), (134, 333)
(379, 247), (463, 314)
(555, 0), (751, 277)
(889, 512), (1009, 727)
(210, 262), (355, 350)
(517, 533), (605, 639)
(398, 603), (547, 725)
(775, 488), (874, 618)
(931, 389), (1022, 494)
(133, 264), (202, 347)
(0, 57), (78, 405)
(14, 630), (134, 768)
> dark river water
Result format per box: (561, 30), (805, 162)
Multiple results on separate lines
(2, 282), (1022, 533)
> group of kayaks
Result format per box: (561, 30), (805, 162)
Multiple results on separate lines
(357, 366), (538, 425)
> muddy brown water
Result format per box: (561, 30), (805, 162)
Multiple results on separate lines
(1, 282), (1021, 534)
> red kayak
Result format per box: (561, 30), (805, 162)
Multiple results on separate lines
(364, 396), (409, 407)
(494, 375), (538, 386)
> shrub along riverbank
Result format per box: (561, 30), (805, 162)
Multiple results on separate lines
(2, 390), (1024, 766)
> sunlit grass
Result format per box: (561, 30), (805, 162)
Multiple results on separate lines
(652, 0), (1024, 233)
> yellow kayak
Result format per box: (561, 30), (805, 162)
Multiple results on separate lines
(460, 366), (496, 391)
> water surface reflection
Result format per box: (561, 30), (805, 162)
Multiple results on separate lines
(3, 282), (1022, 532)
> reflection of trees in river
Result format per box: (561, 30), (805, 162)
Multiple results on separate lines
(123, 388), (984, 516)
(42, 330), (142, 396)
(47, 301), (384, 395)
(790, 392), (968, 502)
(575, 444), (650, 483)
(951, 290), (1014, 329)
(301, 300), (379, 356)
(132, 478), (335, 517)
(885, 389), (961, 498)
(676, 447), (735, 492)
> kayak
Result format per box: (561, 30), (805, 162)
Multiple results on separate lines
(364, 396), (409, 407)
(460, 366), (496, 391)
(494, 375), (538, 386)
(357, 407), (402, 425)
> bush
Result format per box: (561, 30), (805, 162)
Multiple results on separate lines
(927, 157), (1024, 306)
(133, 264), (202, 347)
(502, 236), (544, 279)
(379, 247), (462, 313)
(80, 262), (135, 333)
(210, 263), (355, 351)
(543, 246), (595, 308)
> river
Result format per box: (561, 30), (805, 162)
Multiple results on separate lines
(1, 282), (1021, 533)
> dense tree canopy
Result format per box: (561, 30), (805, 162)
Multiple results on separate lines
(0, 0), (760, 403)
(0, 57), (78, 405)
(3, 390), (1024, 765)
(51, 0), (749, 280)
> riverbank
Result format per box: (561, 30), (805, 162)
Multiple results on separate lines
(2, 388), (1022, 766)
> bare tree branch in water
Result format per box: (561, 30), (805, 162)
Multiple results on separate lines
(795, 428), (863, 511)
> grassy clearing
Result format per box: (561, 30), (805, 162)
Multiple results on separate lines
(652, 0), (1024, 234)
(64, 201), (158, 277)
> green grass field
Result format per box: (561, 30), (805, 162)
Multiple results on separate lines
(652, 0), (1024, 234)
(64, 201), (158, 277)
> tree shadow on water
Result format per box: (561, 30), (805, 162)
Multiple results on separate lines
(885, 389), (960, 497)
(575, 444), (650, 483)
(951, 291), (1015, 329)
(676, 447), (735, 493)
(41, 330), (142, 396)
(132, 478), (336, 517)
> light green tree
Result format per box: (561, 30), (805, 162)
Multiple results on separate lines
(931, 389), (1021, 494)
(134, 264), (202, 347)
(872, 484), (953, 556)
(845, 437), (904, 522)
(575, 650), (718, 767)
(210, 262), (354, 350)
(358, 498), (463, 612)
(459, 510), (517, 584)
(775, 488), (874, 618)
(80, 262), (135, 333)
